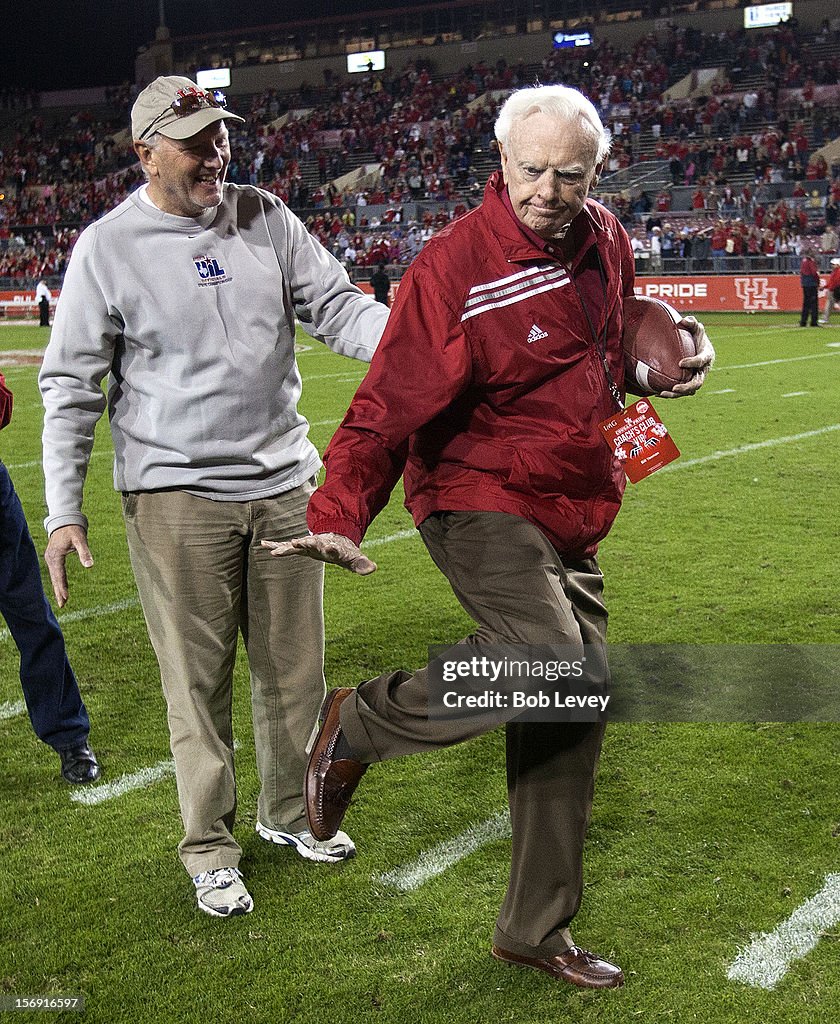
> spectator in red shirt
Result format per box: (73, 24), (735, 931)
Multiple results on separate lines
(799, 250), (821, 326)
(711, 222), (728, 273)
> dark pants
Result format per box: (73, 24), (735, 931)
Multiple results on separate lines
(339, 511), (607, 958)
(800, 285), (819, 326)
(0, 462), (90, 750)
(38, 298), (50, 327)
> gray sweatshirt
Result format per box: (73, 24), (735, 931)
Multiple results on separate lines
(39, 184), (389, 534)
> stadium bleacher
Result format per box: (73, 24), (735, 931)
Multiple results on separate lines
(1, 1), (839, 299)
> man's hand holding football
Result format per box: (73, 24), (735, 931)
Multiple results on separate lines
(659, 316), (715, 398)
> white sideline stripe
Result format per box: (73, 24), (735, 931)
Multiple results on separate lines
(0, 699), (26, 721)
(71, 739), (242, 806)
(70, 759), (175, 806)
(363, 528), (418, 548)
(661, 424), (840, 473)
(379, 810), (511, 891)
(6, 450), (107, 472)
(305, 371), (365, 382)
(727, 873), (840, 990)
(781, 391), (810, 398)
(57, 597), (141, 626)
(718, 352), (840, 370)
(0, 597), (141, 644)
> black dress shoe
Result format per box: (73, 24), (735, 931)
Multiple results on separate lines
(58, 741), (101, 784)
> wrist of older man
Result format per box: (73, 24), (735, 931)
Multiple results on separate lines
(305, 516), (364, 547)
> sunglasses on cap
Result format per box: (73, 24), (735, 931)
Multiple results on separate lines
(139, 88), (229, 141)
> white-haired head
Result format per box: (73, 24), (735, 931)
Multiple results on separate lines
(495, 85), (611, 164)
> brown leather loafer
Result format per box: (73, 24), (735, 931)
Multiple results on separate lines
(305, 687), (367, 841)
(491, 944), (624, 989)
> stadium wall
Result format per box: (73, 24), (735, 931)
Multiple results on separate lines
(311, 276), (830, 315)
(0, 277), (830, 316)
(0, 280), (827, 315)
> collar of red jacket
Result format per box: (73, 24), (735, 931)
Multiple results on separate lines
(484, 169), (603, 270)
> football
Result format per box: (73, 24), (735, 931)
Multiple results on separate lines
(622, 295), (697, 395)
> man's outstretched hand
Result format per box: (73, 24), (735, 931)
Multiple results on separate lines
(262, 533), (377, 575)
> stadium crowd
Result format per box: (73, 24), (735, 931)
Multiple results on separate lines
(1, 19), (839, 286)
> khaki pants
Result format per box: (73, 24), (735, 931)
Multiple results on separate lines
(339, 511), (607, 958)
(122, 483), (324, 876)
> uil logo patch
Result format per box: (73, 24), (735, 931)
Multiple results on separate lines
(193, 256), (232, 287)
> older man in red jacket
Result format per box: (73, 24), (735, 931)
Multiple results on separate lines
(266, 85), (713, 989)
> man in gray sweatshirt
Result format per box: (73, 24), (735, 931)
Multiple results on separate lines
(39, 76), (389, 918)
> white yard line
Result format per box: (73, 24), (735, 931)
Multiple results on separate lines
(0, 597), (141, 644)
(728, 873), (840, 990)
(0, 699), (26, 721)
(662, 424), (840, 473)
(716, 352), (840, 370)
(70, 759), (176, 806)
(56, 596), (141, 626)
(781, 391), (810, 398)
(378, 810), (511, 892)
(304, 371), (366, 382)
(71, 739), (242, 806)
(5, 450), (108, 472)
(363, 528), (419, 548)
(709, 389), (737, 395)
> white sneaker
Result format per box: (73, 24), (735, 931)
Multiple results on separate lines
(255, 821), (356, 863)
(193, 867), (254, 918)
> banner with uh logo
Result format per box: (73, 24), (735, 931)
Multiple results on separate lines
(633, 275), (825, 312)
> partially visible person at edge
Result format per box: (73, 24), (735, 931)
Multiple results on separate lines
(370, 261), (392, 305)
(821, 256), (840, 323)
(0, 373), (100, 784)
(35, 279), (51, 327)
(38, 76), (389, 919)
(799, 250), (821, 326)
(265, 85), (714, 990)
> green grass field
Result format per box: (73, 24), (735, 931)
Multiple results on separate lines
(1, 314), (838, 1023)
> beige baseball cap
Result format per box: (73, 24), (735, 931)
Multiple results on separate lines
(131, 75), (244, 141)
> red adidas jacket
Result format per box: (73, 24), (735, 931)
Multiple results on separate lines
(308, 172), (636, 557)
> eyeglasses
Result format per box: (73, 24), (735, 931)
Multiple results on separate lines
(139, 88), (229, 140)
